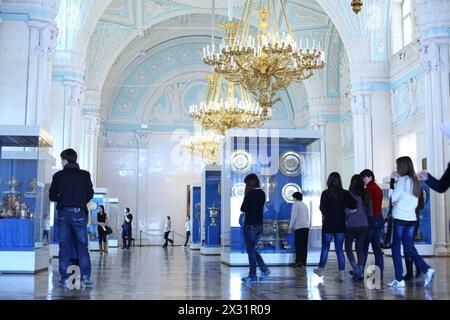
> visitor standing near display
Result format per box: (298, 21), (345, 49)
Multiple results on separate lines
(43, 214), (50, 245)
(387, 156), (435, 288)
(345, 174), (371, 280)
(360, 169), (384, 279)
(163, 216), (174, 248)
(288, 192), (310, 269)
(97, 205), (108, 254)
(240, 173), (271, 282)
(49, 148), (95, 288)
(121, 208), (133, 249)
(183, 216), (191, 247)
(313, 172), (357, 282)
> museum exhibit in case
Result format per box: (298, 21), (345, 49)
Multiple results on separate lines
(190, 185), (201, 250)
(221, 128), (323, 266)
(200, 166), (221, 255)
(0, 125), (55, 272)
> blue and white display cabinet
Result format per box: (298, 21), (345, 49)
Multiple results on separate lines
(200, 166), (221, 255)
(221, 129), (323, 265)
(190, 184), (201, 250)
(0, 125), (55, 272)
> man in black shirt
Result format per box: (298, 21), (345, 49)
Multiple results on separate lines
(121, 208), (133, 249)
(49, 149), (94, 287)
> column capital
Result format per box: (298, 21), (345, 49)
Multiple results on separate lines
(351, 91), (372, 116)
(136, 130), (152, 149)
(63, 80), (85, 109)
(420, 39), (450, 73)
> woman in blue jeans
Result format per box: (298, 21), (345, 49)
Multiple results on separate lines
(388, 156), (435, 288)
(314, 172), (357, 282)
(240, 174), (270, 282)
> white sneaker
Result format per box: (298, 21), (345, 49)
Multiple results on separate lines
(424, 268), (435, 287)
(388, 280), (405, 288)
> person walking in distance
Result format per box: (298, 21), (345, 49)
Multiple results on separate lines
(49, 148), (95, 288)
(183, 216), (191, 247)
(163, 216), (174, 248)
(240, 174), (271, 282)
(121, 208), (133, 249)
(43, 214), (50, 245)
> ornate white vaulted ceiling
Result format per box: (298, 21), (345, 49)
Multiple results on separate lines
(76, 0), (346, 131)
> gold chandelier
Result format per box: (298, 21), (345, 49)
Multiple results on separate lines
(203, 1), (325, 118)
(182, 130), (223, 166)
(189, 73), (270, 135)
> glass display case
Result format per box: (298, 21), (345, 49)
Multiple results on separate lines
(0, 125), (55, 272)
(190, 185), (201, 250)
(221, 128), (323, 265)
(200, 166), (222, 255)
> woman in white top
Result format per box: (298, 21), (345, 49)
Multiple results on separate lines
(162, 216), (174, 248)
(288, 192), (310, 268)
(388, 156), (435, 288)
(183, 216), (191, 247)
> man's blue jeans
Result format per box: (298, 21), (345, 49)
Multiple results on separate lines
(392, 219), (430, 281)
(362, 215), (384, 275)
(243, 225), (269, 279)
(318, 232), (345, 270)
(56, 208), (91, 281)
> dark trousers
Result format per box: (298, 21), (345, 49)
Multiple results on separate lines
(294, 228), (309, 266)
(392, 219), (430, 281)
(318, 232), (345, 270)
(98, 226), (107, 244)
(163, 231), (173, 246)
(184, 231), (191, 246)
(243, 224), (269, 279)
(404, 220), (420, 276)
(56, 208), (91, 281)
(122, 226), (132, 248)
(43, 230), (49, 242)
(362, 215), (384, 275)
(345, 227), (368, 267)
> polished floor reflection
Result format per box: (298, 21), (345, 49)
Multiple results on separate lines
(0, 247), (449, 300)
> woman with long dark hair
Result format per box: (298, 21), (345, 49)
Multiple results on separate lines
(345, 174), (372, 280)
(97, 205), (108, 254)
(240, 173), (270, 282)
(313, 172), (357, 282)
(388, 156), (435, 288)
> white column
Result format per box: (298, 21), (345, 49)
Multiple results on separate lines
(62, 80), (84, 152)
(81, 107), (100, 185)
(311, 121), (327, 188)
(416, 0), (450, 255)
(420, 39), (450, 255)
(351, 90), (373, 174)
(136, 130), (152, 236)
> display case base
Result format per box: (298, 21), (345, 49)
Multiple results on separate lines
(0, 247), (50, 273)
(200, 246), (221, 255)
(190, 243), (201, 250)
(220, 250), (320, 266)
